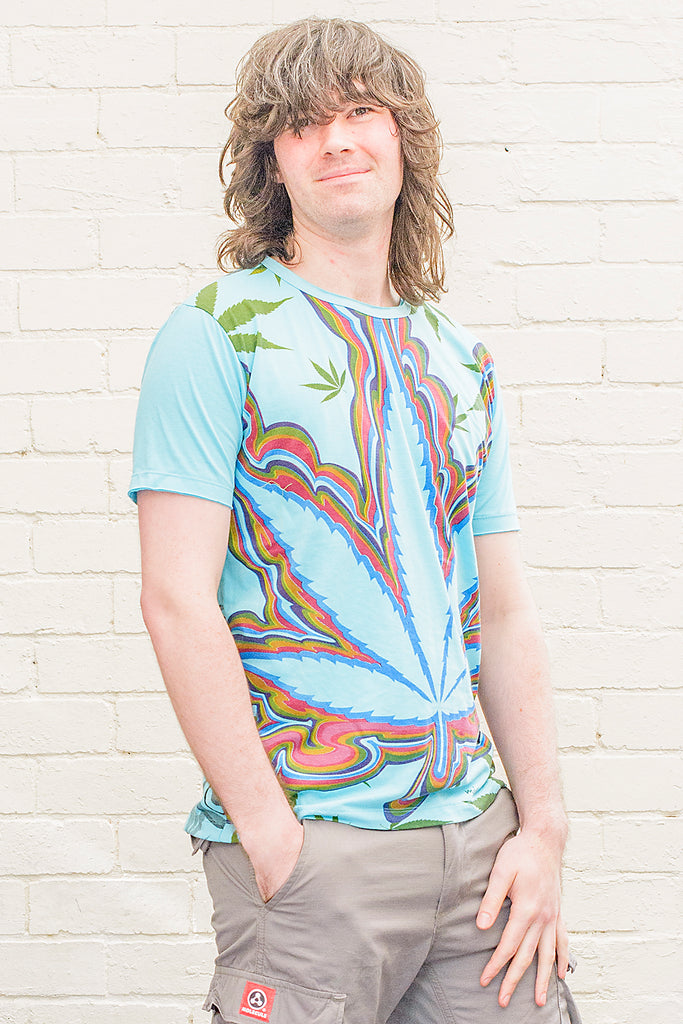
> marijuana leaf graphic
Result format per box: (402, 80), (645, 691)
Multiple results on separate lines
(303, 358), (347, 402)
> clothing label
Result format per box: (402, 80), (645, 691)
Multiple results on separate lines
(240, 981), (276, 1021)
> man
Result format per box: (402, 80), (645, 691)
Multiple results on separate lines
(130, 17), (581, 1024)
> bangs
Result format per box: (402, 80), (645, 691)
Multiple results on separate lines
(231, 19), (425, 140)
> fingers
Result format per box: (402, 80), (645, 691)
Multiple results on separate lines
(556, 915), (570, 980)
(533, 926), (557, 1006)
(476, 859), (516, 931)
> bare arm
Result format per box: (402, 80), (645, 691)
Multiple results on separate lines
(473, 530), (569, 1008)
(137, 490), (303, 900)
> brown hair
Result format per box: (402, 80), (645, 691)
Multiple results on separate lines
(217, 18), (453, 306)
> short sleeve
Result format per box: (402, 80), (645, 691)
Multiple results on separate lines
(471, 370), (519, 536)
(128, 302), (246, 507)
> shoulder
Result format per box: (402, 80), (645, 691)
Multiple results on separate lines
(413, 302), (495, 375)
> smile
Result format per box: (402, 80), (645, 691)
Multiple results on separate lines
(318, 169), (370, 182)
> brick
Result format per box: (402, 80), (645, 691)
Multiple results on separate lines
(30, 878), (191, 935)
(118, 818), (196, 873)
(0, 638), (35, 693)
(564, 816), (602, 872)
(99, 92), (227, 150)
(602, 816), (683, 872)
(108, 338), (150, 392)
(601, 572), (683, 629)
(0, 519), (31, 573)
(192, 878), (213, 934)
(31, 395), (138, 454)
(440, 146), (520, 205)
(601, 85), (683, 143)
(560, 753), (682, 813)
(390, 23), (509, 85)
(511, 447), (604, 508)
(0, 880), (25, 934)
(434, 84), (598, 143)
(3, 1), (106, 25)
(1, 339), (105, 394)
(0, 157), (12, 212)
(33, 519), (140, 573)
(599, 693), (683, 751)
(564, 872), (681, 932)
(554, 694), (597, 748)
(0, 458), (109, 514)
(0, 697), (114, 754)
(114, 575), (147, 633)
(12, 29), (174, 88)
(0, 217), (96, 271)
(574, 997), (679, 1024)
(0, 940), (106, 996)
(600, 449), (683, 507)
(16, 152), (179, 213)
(116, 696), (188, 754)
(0, 93), (97, 151)
(107, 0), (271, 23)
(491, 328), (602, 386)
(177, 27), (269, 87)
(526, 570), (600, 629)
(99, 213), (223, 271)
(109, 456), (136, 514)
(26, 1004), (193, 1024)
(1, 400), (30, 453)
(601, 207), (683, 263)
(20, 276), (183, 331)
(36, 636), (163, 694)
(462, 210), (598, 274)
(0, 819), (115, 875)
(517, 264), (683, 322)
(24, 1004), (193, 1024)
(178, 151), (225, 212)
(547, 630), (683, 691)
(37, 756), (202, 814)
(0, 577), (112, 635)
(517, 144), (682, 202)
(106, 937), (214, 995)
(442, 264), (515, 326)
(522, 509), (682, 569)
(571, 934), (681, 994)
(522, 390), (682, 445)
(512, 22), (681, 84)
(0, 761), (35, 813)
(605, 329), (683, 383)
(0, 36), (9, 91)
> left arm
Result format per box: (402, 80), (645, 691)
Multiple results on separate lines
(474, 530), (569, 1009)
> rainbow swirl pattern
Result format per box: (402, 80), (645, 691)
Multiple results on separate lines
(210, 293), (498, 826)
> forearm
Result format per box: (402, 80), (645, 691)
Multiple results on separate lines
(477, 596), (567, 844)
(142, 595), (296, 850)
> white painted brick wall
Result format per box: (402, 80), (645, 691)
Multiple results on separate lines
(1, 4), (681, 1022)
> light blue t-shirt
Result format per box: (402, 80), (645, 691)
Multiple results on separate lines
(130, 258), (519, 840)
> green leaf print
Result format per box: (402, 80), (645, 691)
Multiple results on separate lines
(217, 297), (290, 333)
(302, 359), (346, 402)
(229, 331), (287, 352)
(465, 792), (498, 813)
(391, 818), (449, 830)
(195, 282), (218, 317)
(250, 265), (267, 274)
(424, 304), (441, 341)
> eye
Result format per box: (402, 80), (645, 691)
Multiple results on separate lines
(350, 106), (374, 118)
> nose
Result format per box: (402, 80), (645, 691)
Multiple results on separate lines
(318, 114), (354, 155)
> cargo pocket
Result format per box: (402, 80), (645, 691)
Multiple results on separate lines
(203, 965), (346, 1024)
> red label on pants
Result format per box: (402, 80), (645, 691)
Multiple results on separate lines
(240, 981), (277, 1021)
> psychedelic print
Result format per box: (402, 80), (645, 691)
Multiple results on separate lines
(129, 258), (519, 840)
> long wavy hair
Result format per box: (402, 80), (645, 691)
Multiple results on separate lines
(217, 18), (454, 306)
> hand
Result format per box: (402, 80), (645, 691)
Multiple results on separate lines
(245, 816), (305, 903)
(476, 828), (569, 1008)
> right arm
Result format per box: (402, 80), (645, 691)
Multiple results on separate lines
(138, 489), (303, 900)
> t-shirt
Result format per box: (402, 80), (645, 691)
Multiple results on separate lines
(129, 257), (519, 841)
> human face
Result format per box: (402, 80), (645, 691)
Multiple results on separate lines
(272, 101), (403, 243)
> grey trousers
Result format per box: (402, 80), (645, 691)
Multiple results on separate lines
(195, 787), (582, 1024)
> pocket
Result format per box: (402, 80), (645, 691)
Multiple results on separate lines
(203, 965), (345, 1024)
(261, 818), (312, 908)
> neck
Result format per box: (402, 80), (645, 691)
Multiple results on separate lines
(277, 220), (399, 308)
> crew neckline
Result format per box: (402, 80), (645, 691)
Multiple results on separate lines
(262, 256), (411, 319)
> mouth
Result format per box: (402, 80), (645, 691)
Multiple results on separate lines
(317, 169), (370, 182)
